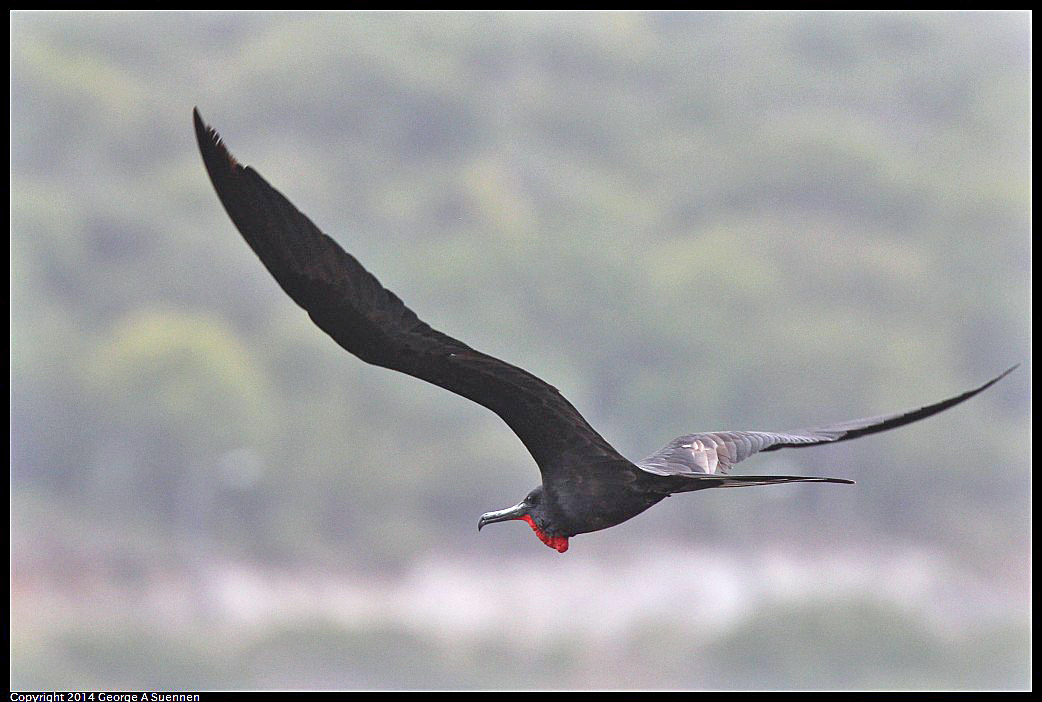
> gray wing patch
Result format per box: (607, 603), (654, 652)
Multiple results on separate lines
(636, 366), (1018, 478)
(637, 431), (819, 476)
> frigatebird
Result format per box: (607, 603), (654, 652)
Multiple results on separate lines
(194, 109), (1015, 553)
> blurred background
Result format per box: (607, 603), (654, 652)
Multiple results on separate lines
(10, 11), (1030, 690)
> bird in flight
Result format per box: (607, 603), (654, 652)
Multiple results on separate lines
(194, 109), (1015, 554)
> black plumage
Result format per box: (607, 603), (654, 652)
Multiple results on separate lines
(194, 109), (1014, 553)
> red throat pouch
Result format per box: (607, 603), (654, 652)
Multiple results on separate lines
(519, 514), (569, 553)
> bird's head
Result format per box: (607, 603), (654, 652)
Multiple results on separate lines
(478, 485), (569, 553)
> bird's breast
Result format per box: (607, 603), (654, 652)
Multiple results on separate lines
(547, 472), (667, 536)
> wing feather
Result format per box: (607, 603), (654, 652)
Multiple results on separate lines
(639, 366), (1017, 478)
(194, 109), (620, 473)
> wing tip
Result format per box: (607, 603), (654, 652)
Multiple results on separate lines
(992, 363), (1020, 385)
(965, 363), (1020, 399)
(192, 107), (241, 171)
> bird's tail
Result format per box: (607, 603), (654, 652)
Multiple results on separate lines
(668, 474), (855, 492)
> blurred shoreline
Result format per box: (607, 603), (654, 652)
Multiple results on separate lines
(12, 511), (1030, 689)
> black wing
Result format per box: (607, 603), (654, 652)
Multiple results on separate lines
(638, 365), (1017, 479)
(194, 109), (623, 475)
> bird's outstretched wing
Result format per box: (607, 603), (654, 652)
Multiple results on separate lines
(638, 365), (1017, 480)
(193, 109), (620, 473)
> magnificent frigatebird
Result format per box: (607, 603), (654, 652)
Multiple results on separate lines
(194, 109), (1015, 553)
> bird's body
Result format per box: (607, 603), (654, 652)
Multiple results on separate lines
(194, 109), (1014, 553)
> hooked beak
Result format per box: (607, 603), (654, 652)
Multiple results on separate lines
(478, 501), (527, 531)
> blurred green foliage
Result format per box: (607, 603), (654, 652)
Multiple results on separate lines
(9, 11), (1030, 690)
(11, 10), (1028, 559)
